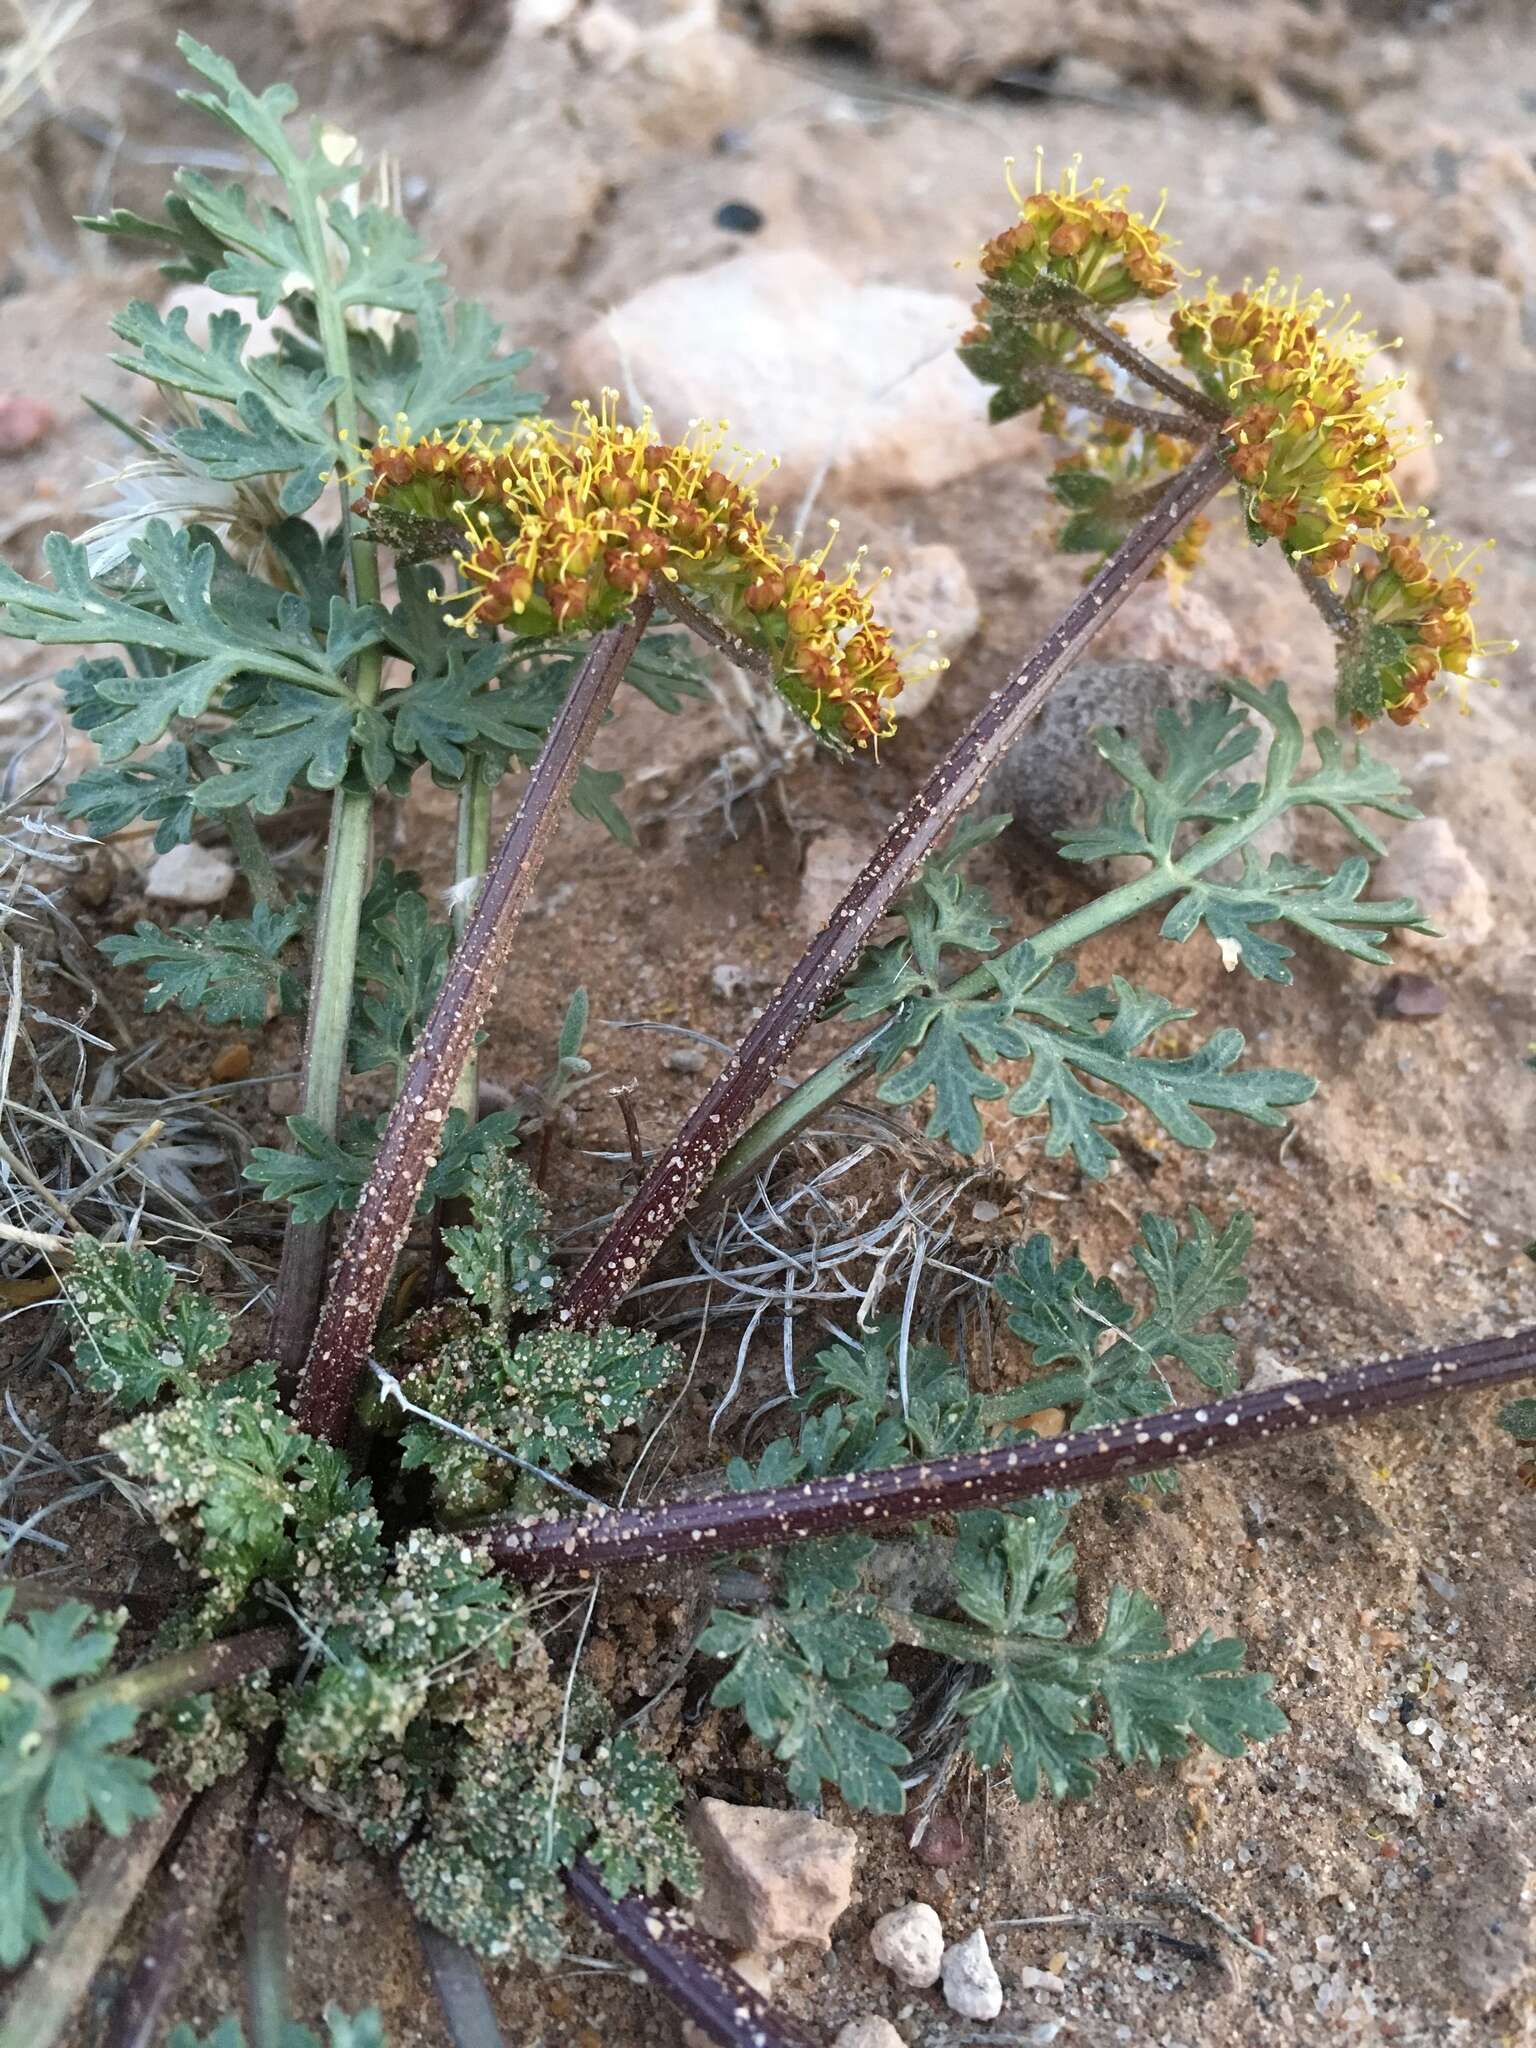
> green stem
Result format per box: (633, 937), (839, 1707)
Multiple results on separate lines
(58, 1625), (292, 1723)
(182, 739), (285, 911)
(879, 1602), (1075, 1672)
(268, 157), (388, 1375)
(451, 766), (494, 1124)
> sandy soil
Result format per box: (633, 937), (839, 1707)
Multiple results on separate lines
(1, 1), (1533, 2044)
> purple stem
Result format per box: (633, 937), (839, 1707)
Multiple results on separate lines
(559, 441), (1232, 1334)
(492, 1327), (1536, 1583)
(99, 1751), (267, 2048)
(295, 600), (654, 1443)
(564, 1861), (818, 2048)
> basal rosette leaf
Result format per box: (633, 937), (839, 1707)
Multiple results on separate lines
(100, 902), (310, 1029)
(0, 1591), (160, 1967)
(64, 1238), (231, 1408)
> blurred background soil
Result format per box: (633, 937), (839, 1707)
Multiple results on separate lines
(1, 0), (1533, 2043)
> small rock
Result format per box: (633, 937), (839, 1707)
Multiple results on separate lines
(835, 2022), (907, 2048)
(688, 1798), (856, 1955)
(1374, 816), (1492, 960)
(729, 1950), (777, 1996)
(1049, 53), (1125, 97)
(564, 249), (1038, 504)
(1246, 1348), (1306, 1393)
(1090, 581), (1246, 676)
(0, 395), (56, 456)
(1021, 1406), (1067, 1438)
(715, 201), (764, 234)
(869, 1901), (944, 1988)
(573, 1), (642, 71)
(630, 5), (747, 146)
(942, 1928), (1004, 2021)
(710, 962), (765, 1000)
(666, 1045), (708, 1074)
(513, 0), (578, 31)
(1363, 350), (1437, 507)
(876, 543), (980, 719)
(902, 1808), (968, 1868)
(798, 828), (866, 935)
(1375, 972), (1448, 1021)
(210, 1043), (253, 1083)
(69, 848), (116, 910)
(266, 1077), (302, 1119)
(1350, 1725), (1424, 1819)
(1423, 274), (1525, 371)
(1016, 1965), (1066, 1994)
(145, 842), (235, 908)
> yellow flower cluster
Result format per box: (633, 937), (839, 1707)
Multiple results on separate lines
(977, 157), (1178, 309)
(1169, 279), (1408, 570)
(1339, 533), (1491, 727)
(363, 399), (913, 752)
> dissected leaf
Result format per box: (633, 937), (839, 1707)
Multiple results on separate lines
(64, 1238), (230, 1408)
(100, 901), (309, 1029)
(0, 1591), (160, 1967)
(347, 863), (454, 1083)
(65, 743), (197, 853)
(994, 1208), (1252, 1433)
(698, 1603), (910, 1814)
(441, 1146), (553, 1321)
(0, 525), (360, 759)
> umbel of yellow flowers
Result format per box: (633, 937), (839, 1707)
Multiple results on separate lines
(362, 396), (920, 755)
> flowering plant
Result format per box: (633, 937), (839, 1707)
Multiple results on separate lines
(0, 52), (1528, 2048)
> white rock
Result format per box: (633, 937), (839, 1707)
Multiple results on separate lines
(289, 0), (467, 45)
(1363, 349), (1438, 508)
(513, 0), (578, 31)
(942, 1928), (1004, 2021)
(564, 249), (1039, 503)
(1246, 1348), (1307, 1394)
(869, 1900), (944, 1988)
(877, 542), (979, 720)
(1375, 815), (1493, 960)
(572, 1), (642, 71)
(710, 961), (766, 999)
(1351, 1725), (1424, 1819)
(1017, 1964), (1067, 1994)
(682, 1952), (780, 2045)
(836, 2021), (908, 2048)
(145, 842), (235, 908)
(688, 1798), (857, 1955)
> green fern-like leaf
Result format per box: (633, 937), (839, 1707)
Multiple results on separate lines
(100, 901), (309, 1029)
(64, 1238), (231, 1408)
(991, 1207), (1251, 1442)
(0, 1592), (160, 1968)
(441, 1145), (553, 1321)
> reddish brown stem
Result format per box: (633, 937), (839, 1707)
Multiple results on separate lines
(1056, 299), (1229, 422)
(564, 1861), (817, 2048)
(99, 1750), (267, 2048)
(559, 442), (1230, 1332)
(491, 1327), (1536, 1583)
(295, 600), (653, 1443)
(1027, 360), (1208, 437)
